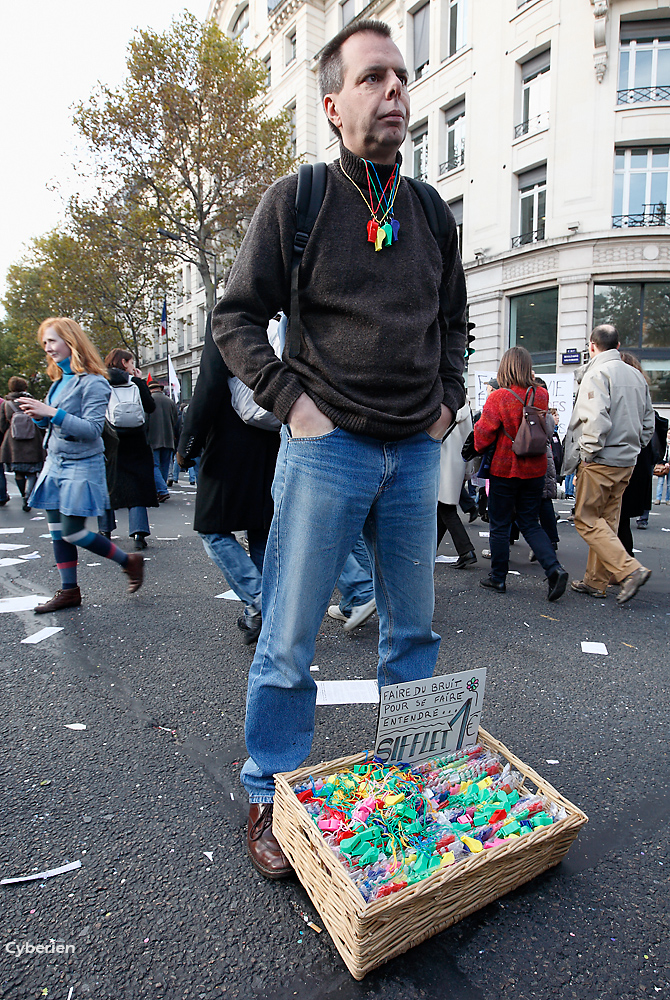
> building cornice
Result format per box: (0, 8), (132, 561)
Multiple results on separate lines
(269, 0), (324, 35)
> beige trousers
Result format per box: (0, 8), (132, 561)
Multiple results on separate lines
(573, 463), (639, 590)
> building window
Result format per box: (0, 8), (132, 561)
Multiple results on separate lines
(513, 165), (546, 247)
(515, 51), (550, 138)
(412, 126), (428, 182)
(177, 319), (184, 352)
(286, 28), (296, 65)
(287, 102), (297, 158)
(341, 0), (355, 27)
(413, 3), (430, 80)
(231, 5), (250, 47)
(448, 197), (463, 254)
(510, 287), (558, 373)
(440, 100), (465, 174)
(618, 20), (670, 105)
(263, 54), (271, 88)
(594, 282), (670, 403)
(447, 0), (467, 57)
(613, 147), (669, 227)
(197, 306), (205, 342)
(179, 370), (193, 401)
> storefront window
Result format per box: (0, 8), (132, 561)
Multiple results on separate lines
(593, 281), (670, 403)
(509, 287), (558, 373)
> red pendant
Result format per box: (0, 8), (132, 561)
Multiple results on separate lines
(367, 220), (379, 243)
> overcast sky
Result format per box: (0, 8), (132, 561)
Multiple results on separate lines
(0, 1), (205, 302)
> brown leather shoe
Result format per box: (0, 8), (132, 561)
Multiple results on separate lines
(247, 804), (293, 879)
(34, 587), (82, 614)
(123, 552), (144, 593)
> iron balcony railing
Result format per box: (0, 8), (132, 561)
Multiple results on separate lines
(617, 86), (670, 105)
(511, 227), (546, 248)
(438, 149), (465, 175)
(612, 203), (668, 228)
(514, 111), (550, 139)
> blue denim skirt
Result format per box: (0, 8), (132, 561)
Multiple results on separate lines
(30, 453), (110, 517)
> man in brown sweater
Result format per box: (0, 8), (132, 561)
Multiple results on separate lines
(212, 20), (467, 878)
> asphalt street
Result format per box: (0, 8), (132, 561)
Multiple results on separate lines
(0, 476), (668, 1000)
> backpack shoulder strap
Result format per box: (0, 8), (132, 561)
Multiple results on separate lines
(501, 388), (525, 405)
(287, 162), (328, 358)
(405, 177), (450, 247)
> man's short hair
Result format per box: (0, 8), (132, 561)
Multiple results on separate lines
(318, 21), (392, 136)
(590, 324), (619, 351)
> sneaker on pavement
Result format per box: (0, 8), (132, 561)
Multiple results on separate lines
(617, 567), (651, 605)
(571, 579), (607, 598)
(343, 597), (377, 631)
(327, 604), (348, 623)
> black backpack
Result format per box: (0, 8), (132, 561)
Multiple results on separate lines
(286, 163), (451, 358)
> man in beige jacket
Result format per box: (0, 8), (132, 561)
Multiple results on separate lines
(564, 324), (654, 604)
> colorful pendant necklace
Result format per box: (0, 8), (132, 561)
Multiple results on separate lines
(340, 159), (400, 251)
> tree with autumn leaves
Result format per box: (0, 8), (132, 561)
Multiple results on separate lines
(1, 13), (295, 393)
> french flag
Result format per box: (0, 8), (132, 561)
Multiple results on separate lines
(160, 298), (168, 338)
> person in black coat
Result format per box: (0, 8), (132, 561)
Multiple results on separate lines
(617, 353), (654, 554)
(98, 349), (159, 550)
(177, 315), (280, 644)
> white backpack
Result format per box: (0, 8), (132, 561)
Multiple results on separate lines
(106, 382), (145, 429)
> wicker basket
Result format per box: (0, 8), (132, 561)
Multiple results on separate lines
(273, 727), (588, 980)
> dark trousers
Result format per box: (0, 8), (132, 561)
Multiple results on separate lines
(458, 484), (477, 515)
(618, 516), (634, 557)
(488, 476), (561, 583)
(540, 497), (559, 546)
(436, 502), (473, 556)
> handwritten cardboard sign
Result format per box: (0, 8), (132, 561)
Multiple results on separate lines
(374, 668), (487, 766)
(471, 370), (575, 439)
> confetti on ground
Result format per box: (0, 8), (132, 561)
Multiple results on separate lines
(203, 852), (213, 861)
(435, 554), (459, 563)
(215, 590), (242, 600)
(479, 531), (489, 537)
(64, 723), (87, 731)
(21, 627), (64, 644)
(310, 664), (320, 672)
(0, 595), (49, 613)
(0, 527), (25, 534)
(0, 543), (29, 551)
(632, 548), (642, 553)
(540, 615), (559, 621)
(86, 563), (101, 567)
(523, 622), (530, 627)
(546, 759), (560, 765)
(622, 642), (637, 649)
(0, 860), (81, 885)
(0, 557), (23, 567)
(508, 570), (520, 575)
(19, 551), (41, 560)
(581, 641), (608, 655)
(30, 516), (45, 520)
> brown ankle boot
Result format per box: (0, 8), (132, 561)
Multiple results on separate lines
(247, 804), (293, 879)
(34, 588), (82, 614)
(123, 552), (144, 593)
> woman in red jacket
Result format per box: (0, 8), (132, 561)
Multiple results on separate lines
(473, 347), (568, 600)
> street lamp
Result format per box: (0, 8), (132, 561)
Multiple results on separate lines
(157, 228), (218, 294)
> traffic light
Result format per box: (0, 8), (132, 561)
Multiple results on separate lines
(466, 322), (475, 363)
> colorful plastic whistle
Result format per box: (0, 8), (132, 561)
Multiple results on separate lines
(461, 835), (484, 854)
(366, 220), (379, 243)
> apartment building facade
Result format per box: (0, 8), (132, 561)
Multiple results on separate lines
(149, 0), (670, 412)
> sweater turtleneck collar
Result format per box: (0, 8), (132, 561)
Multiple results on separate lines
(57, 356), (74, 376)
(338, 143), (402, 192)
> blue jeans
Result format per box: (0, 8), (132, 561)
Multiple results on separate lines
(564, 473), (575, 497)
(656, 475), (670, 502)
(173, 455), (199, 485)
(0, 464), (7, 503)
(337, 534), (374, 614)
(153, 448), (173, 495)
(488, 475), (561, 584)
(98, 507), (150, 536)
(200, 529), (267, 618)
(241, 426), (442, 802)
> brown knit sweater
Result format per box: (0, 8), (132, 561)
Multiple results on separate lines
(212, 145), (467, 440)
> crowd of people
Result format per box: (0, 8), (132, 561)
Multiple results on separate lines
(0, 19), (664, 882)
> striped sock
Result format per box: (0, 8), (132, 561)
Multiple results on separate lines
(51, 536), (79, 590)
(62, 527), (129, 567)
